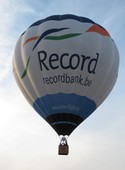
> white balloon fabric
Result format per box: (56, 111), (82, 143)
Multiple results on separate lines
(13, 14), (119, 136)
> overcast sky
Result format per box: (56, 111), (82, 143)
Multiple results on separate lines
(0, 0), (125, 169)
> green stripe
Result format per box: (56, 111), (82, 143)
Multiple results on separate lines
(44, 33), (81, 40)
(21, 32), (82, 79)
(21, 56), (31, 79)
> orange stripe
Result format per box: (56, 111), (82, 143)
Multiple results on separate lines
(86, 24), (110, 37)
(23, 36), (39, 47)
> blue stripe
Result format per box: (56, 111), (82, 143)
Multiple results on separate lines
(20, 14), (95, 37)
(33, 93), (96, 121)
(32, 27), (69, 51)
(29, 14), (95, 28)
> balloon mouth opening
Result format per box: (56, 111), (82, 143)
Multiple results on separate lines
(46, 113), (83, 136)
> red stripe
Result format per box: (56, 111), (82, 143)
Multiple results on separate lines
(86, 24), (110, 37)
(23, 36), (39, 47)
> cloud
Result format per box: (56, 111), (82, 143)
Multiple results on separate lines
(0, 0), (38, 83)
(102, 6), (125, 37)
(0, 1), (15, 82)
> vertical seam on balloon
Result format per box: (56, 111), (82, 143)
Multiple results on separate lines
(91, 36), (105, 105)
(97, 43), (118, 105)
(21, 31), (46, 114)
(19, 38), (35, 103)
(82, 29), (104, 106)
(58, 15), (62, 105)
(94, 42), (115, 106)
(36, 25), (53, 118)
(29, 26), (50, 118)
(73, 16), (84, 119)
(13, 40), (34, 105)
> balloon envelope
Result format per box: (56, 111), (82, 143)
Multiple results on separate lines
(13, 14), (119, 136)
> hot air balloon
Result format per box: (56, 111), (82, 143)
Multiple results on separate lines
(13, 14), (119, 155)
